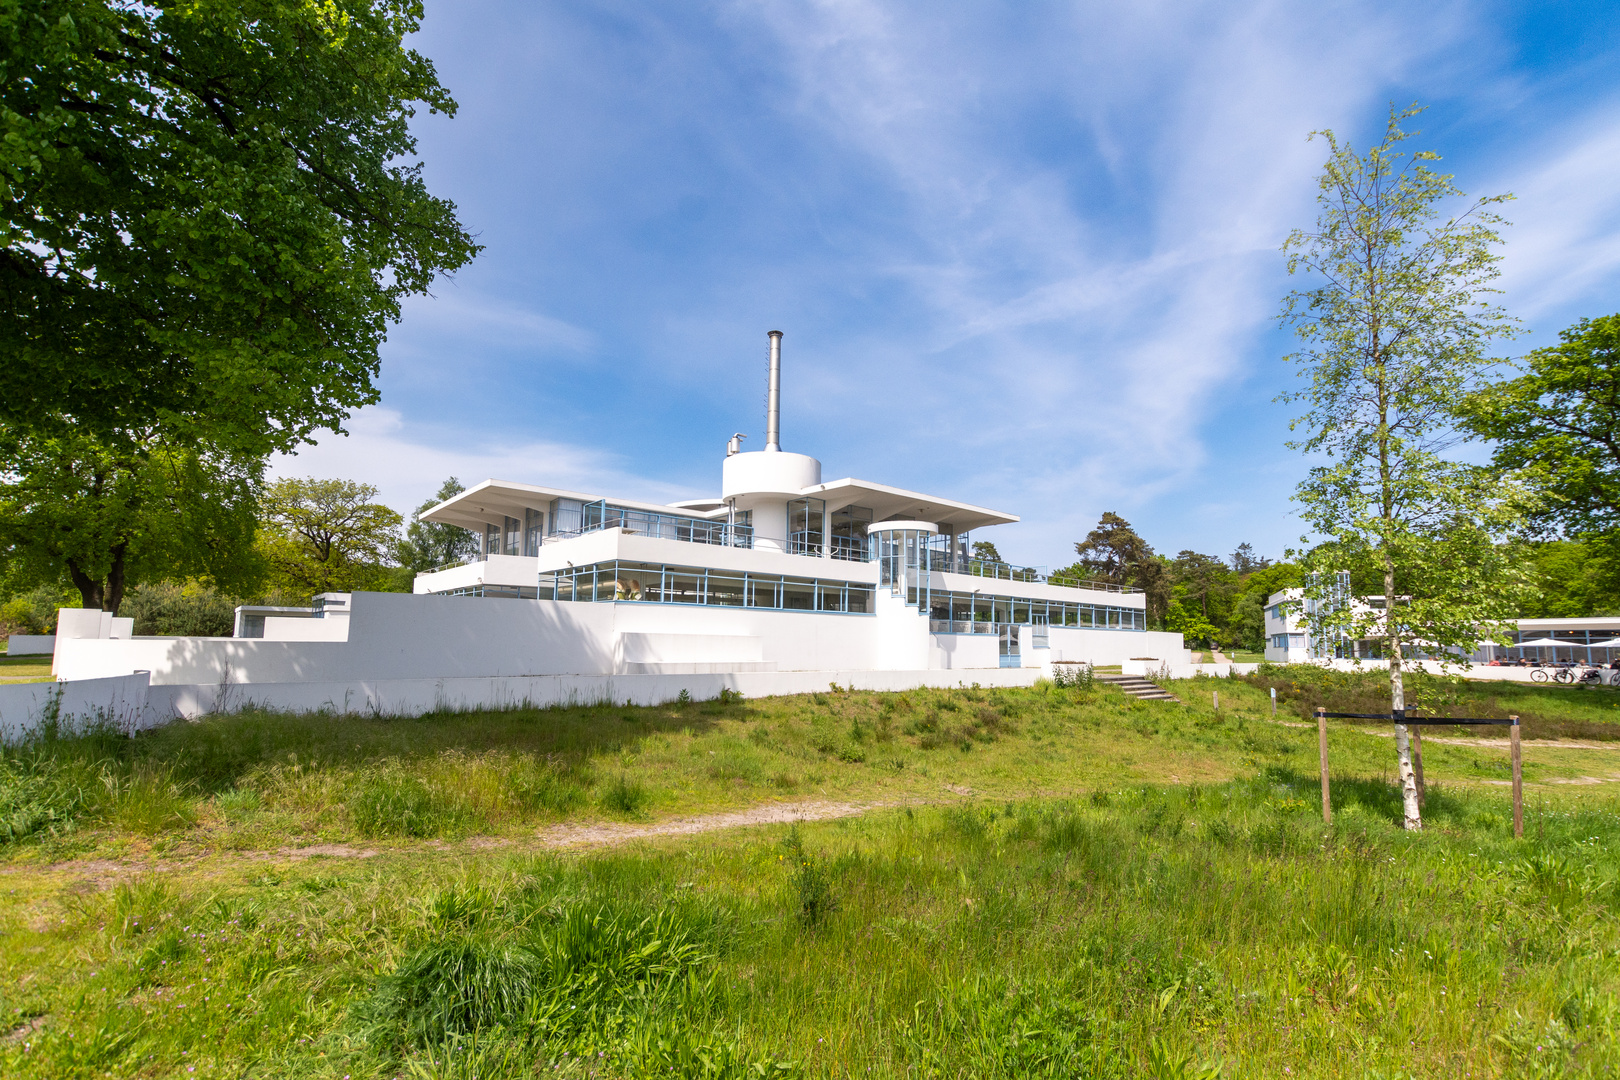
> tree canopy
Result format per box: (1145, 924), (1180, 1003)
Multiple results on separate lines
(1464, 314), (1620, 546)
(259, 476), (403, 597)
(0, 0), (479, 452)
(398, 477), (477, 572)
(0, 430), (263, 613)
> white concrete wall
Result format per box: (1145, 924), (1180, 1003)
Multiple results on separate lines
(929, 632), (999, 670)
(5, 635), (55, 656)
(146, 667), (1047, 721)
(0, 674), (162, 743)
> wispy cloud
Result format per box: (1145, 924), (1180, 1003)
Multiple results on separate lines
(268, 407), (699, 518)
(338, 0), (1620, 566)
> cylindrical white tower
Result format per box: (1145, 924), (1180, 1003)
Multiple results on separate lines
(721, 329), (820, 551)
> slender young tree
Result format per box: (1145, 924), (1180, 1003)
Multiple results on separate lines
(1280, 105), (1529, 830)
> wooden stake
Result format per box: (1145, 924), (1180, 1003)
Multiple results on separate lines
(1213, 690), (1219, 711)
(1270, 686), (1277, 717)
(1317, 708), (1331, 825)
(1412, 728), (1425, 806)
(1511, 716), (1522, 839)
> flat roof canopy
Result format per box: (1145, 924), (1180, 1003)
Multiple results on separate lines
(420, 476), (1018, 534)
(803, 478), (1017, 532)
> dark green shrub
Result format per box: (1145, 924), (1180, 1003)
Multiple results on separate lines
(120, 581), (240, 637)
(598, 773), (648, 817)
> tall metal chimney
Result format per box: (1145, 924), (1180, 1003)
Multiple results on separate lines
(765, 330), (783, 451)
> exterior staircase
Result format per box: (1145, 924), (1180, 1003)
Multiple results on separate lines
(1097, 673), (1180, 702)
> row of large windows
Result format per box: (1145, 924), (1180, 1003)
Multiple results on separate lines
(921, 588), (1147, 631)
(546, 561), (876, 614)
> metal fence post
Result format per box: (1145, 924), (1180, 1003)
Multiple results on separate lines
(1511, 715), (1523, 839)
(1316, 707), (1331, 825)
(1412, 728), (1425, 806)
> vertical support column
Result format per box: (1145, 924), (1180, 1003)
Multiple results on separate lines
(1316, 708), (1331, 825)
(1412, 728), (1425, 806)
(1511, 715), (1523, 839)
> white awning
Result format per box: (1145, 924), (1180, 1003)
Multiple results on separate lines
(1514, 637), (1564, 648)
(1583, 638), (1620, 649)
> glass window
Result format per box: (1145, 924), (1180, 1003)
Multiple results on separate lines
(666, 571), (702, 605)
(788, 497), (826, 556)
(549, 498), (584, 536)
(610, 562), (659, 601)
(782, 577), (816, 610)
(524, 508), (544, 556)
(829, 505), (872, 561)
(747, 575), (780, 609)
(847, 584), (873, 614)
(818, 582), (845, 612)
(504, 516), (522, 556)
(709, 574), (746, 607)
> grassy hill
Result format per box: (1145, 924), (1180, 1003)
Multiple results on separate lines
(2, 672), (1617, 1077)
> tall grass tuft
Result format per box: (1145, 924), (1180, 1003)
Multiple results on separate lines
(598, 773), (648, 817)
(349, 771), (459, 838)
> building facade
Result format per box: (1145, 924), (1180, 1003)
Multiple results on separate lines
(41, 333), (1190, 720)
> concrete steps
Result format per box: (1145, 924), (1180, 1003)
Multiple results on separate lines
(1096, 673), (1180, 702)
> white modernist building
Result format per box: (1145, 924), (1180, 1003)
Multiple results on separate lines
(1264, 586), (1620, 666)
(34, 333), (1189, 723)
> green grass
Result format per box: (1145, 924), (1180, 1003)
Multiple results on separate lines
(1, 674), (1617, 1077)
(0, 655), (53, 681)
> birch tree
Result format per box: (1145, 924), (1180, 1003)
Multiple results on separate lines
(1280, 106), (1529, 830)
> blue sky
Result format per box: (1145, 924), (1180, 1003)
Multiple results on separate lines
(272, 0), (1620, 569)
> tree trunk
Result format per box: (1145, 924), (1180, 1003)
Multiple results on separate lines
(104, 546), (128, 616)
(1386, 554), (1422, 830)
(66, 561), (104, 610)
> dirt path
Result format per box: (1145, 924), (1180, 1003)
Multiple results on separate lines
(1275, 719), (1620, 750)
(536, 799), (884, 849)
(2, 798), (899, 884)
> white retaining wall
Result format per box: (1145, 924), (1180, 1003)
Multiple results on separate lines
(4, 635), (55, 656)
(0, 674), (164, 743)
(0, 667), (1046, 742)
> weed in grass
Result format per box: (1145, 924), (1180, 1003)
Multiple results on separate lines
(350, 772), (457, 838)
(105, 763), (195, 834)
(0, 757), (92, 843)
(782, 826), (836, 927)
(599, 773), (649, 817)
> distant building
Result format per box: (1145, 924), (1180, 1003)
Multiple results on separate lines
(1264, 586), (1620, 664)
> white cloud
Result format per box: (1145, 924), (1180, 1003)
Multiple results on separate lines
(396, 289), (597, 355)
(267, 407), (701, 518)
(1493, 103), (1620, 323)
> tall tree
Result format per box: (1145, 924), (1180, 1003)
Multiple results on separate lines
(1281, 105), (1528, 830)
(970, 540), (1003, 564)
(1066, 512), (1170, 624)
(1463, 314), (1620, 546)
(259, 477), (402, 597)
(0, 431), (262, 613)
(1229, 542), (1270, 575)
(398, 477), (478, 571)
(1, 0), (479, 452)
(1171, 550), (1230, 620)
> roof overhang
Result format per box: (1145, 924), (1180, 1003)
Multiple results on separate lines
(418, 480), (729, 531)
(799, 477), (1017, 532)
(419, 475), (1018, 535)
